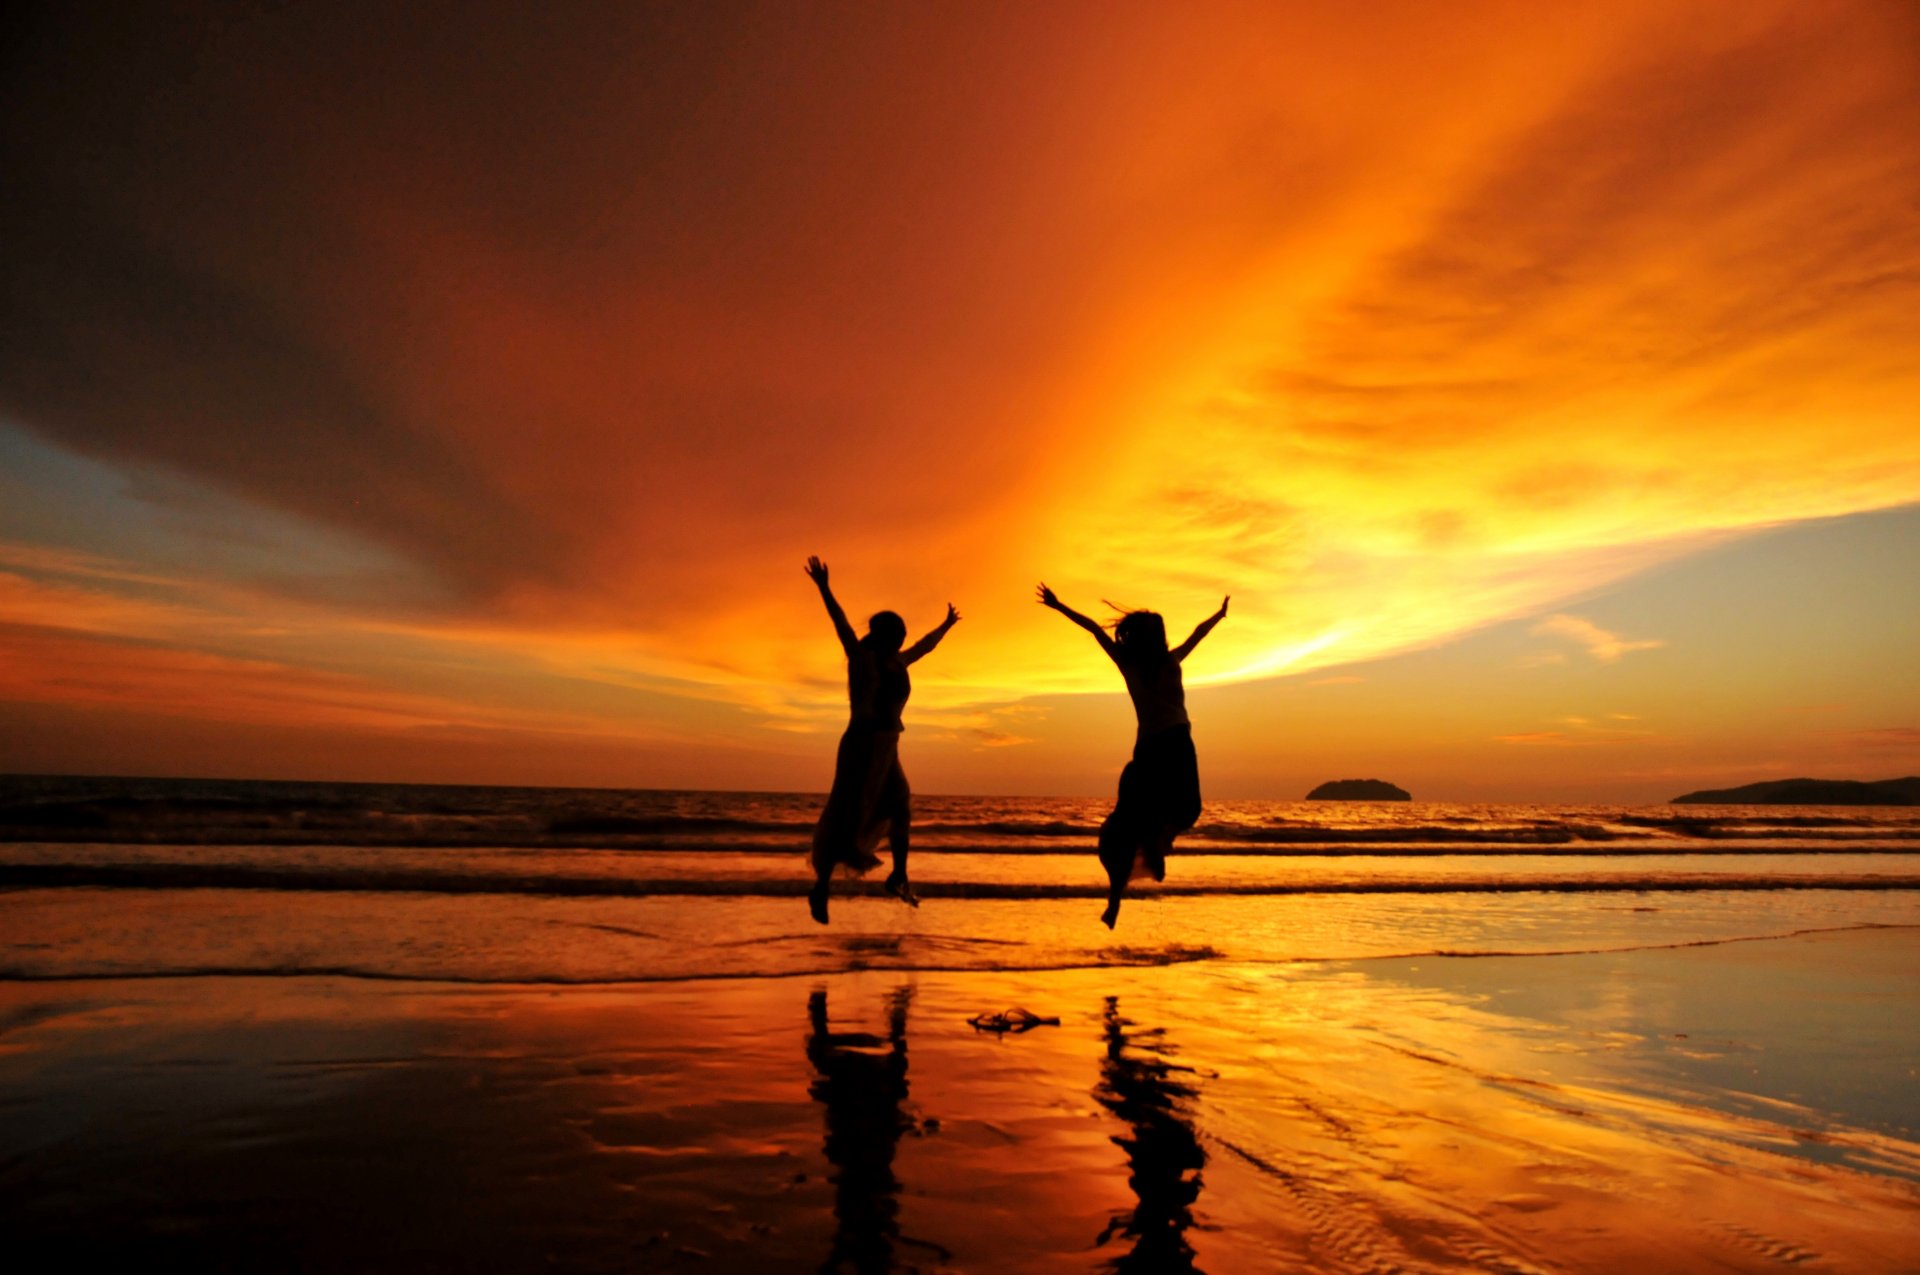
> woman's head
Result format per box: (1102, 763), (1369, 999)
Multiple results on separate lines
(862, 610), (907, 654)
(1113, 610), (1167, 661)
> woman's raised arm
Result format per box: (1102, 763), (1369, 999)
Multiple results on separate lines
(804, 556), (859, 655)
(1036, 583), (1119, 661)
(902, 603), (961, 665)
(1171, 596), (1230, 663)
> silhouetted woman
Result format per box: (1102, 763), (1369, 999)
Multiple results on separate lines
(806, 556), (959, 924)
(1037, 584), (1227, 927)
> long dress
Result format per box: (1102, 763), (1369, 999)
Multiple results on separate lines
(812, 645), (912, 877)
(1099, 653), (1202, 883)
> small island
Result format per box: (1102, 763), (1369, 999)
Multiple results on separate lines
(1671, 776), (1920, 805)
(1306, 778), (1411, 802)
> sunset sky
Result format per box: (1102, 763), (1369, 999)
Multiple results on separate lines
(2, 0), (1916, 801)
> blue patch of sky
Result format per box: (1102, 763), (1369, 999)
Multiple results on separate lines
(0, 421), (447, 610)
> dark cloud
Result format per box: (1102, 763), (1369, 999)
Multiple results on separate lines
(0, 1), (1179, 614)
(0, 189), (554, 598)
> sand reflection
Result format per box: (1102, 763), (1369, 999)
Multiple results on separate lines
(806, 986), (949, 1272)
(1094, 996), (1209, 1272)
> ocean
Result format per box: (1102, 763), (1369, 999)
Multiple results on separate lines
(5, 774), (1918, 985)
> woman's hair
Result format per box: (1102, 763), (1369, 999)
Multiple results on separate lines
(862, 610), (907, 653)
(1110, 609), (1167, 662)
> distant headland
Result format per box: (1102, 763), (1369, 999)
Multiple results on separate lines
(1670, 776), (1920, 805)
(1306, 779), (1411, 802)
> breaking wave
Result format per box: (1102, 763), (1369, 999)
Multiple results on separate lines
(6, 862), (1919, 898)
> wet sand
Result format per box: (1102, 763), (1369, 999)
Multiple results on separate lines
(2, 928), (1917, 1272)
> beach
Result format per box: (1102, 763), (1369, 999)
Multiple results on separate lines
(4, 780), (1920, 1270)
(4, 914), (1919, 1270)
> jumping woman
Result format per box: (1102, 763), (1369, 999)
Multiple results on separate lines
(805, 556), (960, 924)
(1037, 584), (1228, 928)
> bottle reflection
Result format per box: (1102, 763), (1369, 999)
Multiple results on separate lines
(1094, 996), (1207, 1272)
(806, 986), (918, 1274)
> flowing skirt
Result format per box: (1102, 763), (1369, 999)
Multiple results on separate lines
(812, 724), (910, 876)
(1098, 725), (1201, 884)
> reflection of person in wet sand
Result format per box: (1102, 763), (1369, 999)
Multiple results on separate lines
(805, 987), (939, 1273)
(1094, 996), (1207, 1273)
(1037, 584), (1227, 926)
(804, 557), (959, 924)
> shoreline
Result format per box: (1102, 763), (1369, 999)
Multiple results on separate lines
(1, 917), (1912, 986)
(9, 863), (1920, 898)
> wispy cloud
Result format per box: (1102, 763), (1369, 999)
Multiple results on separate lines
(1530, 614), (1665, 663)
(1832, 726), (1920, 753)
(1494, 715), (1660, 747)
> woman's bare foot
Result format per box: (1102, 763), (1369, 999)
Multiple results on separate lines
(885, 872), (920, 907)
(1150, 830), (1173, 881)
(1101, 898), (1121, 929)
(809, 880), (830, 924)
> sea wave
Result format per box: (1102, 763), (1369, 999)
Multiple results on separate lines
(8, 821), (1916, 850)
(543, 814), (809, 836)
(6, 862), (1920, 898)
(1191, 823), (1635, 843)
(6, 778), (1917, 856)
(915, 820), (1092, 837)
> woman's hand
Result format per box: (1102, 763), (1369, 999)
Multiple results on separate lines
(944, 603), (962, 627)
(804, 556), (829, 587)
(1217, 595), (1231, 618)
(1039, 581), (1117, 657)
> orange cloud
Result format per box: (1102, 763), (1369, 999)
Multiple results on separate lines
(0, 627), (477, 732)
(0, 2), (1915, 790)
(1831, 727), (1920, 754)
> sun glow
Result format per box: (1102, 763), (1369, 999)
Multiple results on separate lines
(1, 1), (1916, 794)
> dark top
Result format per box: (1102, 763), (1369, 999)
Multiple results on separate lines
(847, 645), (910, 731)
(1118, 654), (1188, 738)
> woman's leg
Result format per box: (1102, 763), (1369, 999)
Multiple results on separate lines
(1100, 862), (1126, 929)
(883, 765), (917, 905)
(1144, 727), (1197, 885)
(1098, 759), (1145, 927)
(810, 730), (861, 925)
(884, 823), (918, 906)
(1097, 814), (1132, 928)
(1143, 829), (1171, 883)
(809, 860), (832, 924)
